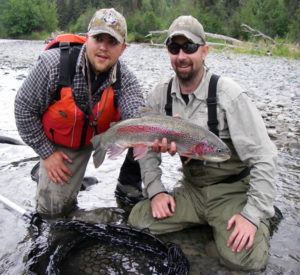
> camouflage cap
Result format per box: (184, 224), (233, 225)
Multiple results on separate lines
(88, 8), (127, 44)
(166, 15), (206, 44)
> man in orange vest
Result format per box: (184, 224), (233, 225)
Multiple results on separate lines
(15, 8), (144, 217)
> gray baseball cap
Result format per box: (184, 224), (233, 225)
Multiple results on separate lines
(87, 8), (127, 44)
(166, 15), (206, 44)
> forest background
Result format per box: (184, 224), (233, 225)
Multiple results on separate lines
(0, 0), (299, 54)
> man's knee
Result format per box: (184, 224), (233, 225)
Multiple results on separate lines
(128, 199), (153, 229)
(217, 223), (270, 271)
(36, 187), (77, 217)
(219, 245), (268, 271)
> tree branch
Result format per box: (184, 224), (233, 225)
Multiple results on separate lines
(241, 24), (276, 44)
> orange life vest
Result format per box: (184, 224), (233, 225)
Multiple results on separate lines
(42, 34), (121, 149)
(42, 86), (120, 149)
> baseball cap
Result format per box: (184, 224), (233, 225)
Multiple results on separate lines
(166, 15), (206, 45)
(87, 8), (127, 44)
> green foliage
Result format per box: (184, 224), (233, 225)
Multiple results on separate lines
(1, 0), (57, 37)
(289, 7), (300, 42)
(69, 7), (97, 34)
(39, 0), (58, 32)
(2, 0), (40, 36)
(127, 10), (162, 41)
(56, 0), (69, 30)
(259, 0), (289, 37)
(196, 1), (227, 35)
(0, 0), (299, 48)
(232, 40), (300, 59)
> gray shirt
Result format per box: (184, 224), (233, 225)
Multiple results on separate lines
(139, 68), (277, 227)
(14, 44), (145, 159)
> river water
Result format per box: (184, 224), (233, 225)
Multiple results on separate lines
(0, 39), (299, 274)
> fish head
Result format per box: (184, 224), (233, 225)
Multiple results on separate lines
(192, 140), (231, 162)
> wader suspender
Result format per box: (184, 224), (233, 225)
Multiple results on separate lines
(165, 75), (251, 181)
(165, 78), (173, 116)
(206, 74), (220, 136)
(165, 74), (220, 135)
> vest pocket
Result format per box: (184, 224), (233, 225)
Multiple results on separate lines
(44, 116), (78, 148)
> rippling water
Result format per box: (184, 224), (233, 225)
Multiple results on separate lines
(0, 39), (299, 274)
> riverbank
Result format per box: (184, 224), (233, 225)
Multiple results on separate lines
(2, 31), (300, 60)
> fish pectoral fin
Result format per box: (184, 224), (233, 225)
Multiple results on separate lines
(184, 157), (192, 164)
(133, 145), (149, 160)
(107, 143), (126, 159)
(179, 152), (194, 164)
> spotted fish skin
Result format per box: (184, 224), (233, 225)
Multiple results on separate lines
(91, 114), (231, 168)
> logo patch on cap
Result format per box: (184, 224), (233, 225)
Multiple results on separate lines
(103, 12), (117, 25)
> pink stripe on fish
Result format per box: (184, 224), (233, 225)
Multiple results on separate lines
(117, 125), (188, 138)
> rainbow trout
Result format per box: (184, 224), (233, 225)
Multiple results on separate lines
(91, 114), (231, 168)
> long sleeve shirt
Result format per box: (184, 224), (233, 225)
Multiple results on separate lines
(138, 68), (277, 227)
(14, 44), (145, 159)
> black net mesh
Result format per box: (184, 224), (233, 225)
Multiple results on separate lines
(26, 218), (189, 274)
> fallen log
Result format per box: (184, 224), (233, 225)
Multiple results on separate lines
(146, 30), (243, 46)
(241, 24), (276, 44)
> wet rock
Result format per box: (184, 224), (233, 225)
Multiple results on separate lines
(256, 102), (266, 110)
(267, 129), (277, 138)
(289, 142), (300, 150)
(205, 241), (219, 259)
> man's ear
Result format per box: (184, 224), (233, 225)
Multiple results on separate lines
(120, 43), (127, 55)
(202, 45), (209, 61)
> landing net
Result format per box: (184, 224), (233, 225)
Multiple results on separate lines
(26, 217), (189, 274)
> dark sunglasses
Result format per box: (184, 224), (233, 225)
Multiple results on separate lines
(167, 42), (205, 55)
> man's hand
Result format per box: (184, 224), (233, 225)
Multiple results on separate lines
(152, 114), (180, 155)
(151, 193), (176, 219)
(44, 151), (72, 185)
(152, 138), (177, 155)
(227, 214), (257, 252)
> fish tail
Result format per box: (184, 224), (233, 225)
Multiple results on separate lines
(92, 146), (107, 168)
(91, 134), (107, 168)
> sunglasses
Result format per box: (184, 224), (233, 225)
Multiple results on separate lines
(167, 42), (205, 55)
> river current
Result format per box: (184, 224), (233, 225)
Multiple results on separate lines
(0, 39), (299, 274)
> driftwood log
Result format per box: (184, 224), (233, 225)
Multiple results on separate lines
(146, 30), (243, 48)
(240, 24), (276, 44)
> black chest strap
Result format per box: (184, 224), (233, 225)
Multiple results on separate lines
(165, 78), (173, 116)
(164, 74), (220, 136)
(58, 42), (82, 87)
(207, 74), (220, 136)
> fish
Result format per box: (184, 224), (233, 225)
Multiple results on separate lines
(91, 113), (231, 168)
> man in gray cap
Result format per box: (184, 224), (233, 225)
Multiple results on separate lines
(129, 15), (278, 271)
(15, 8), (144, 217)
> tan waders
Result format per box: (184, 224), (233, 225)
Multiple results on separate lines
(129, 176), (270, 271)
(36, 145), (93, 217)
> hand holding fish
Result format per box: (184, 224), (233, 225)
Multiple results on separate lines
(152, 138), (177, 155)
(151, 193), (176, 219)
(152, 114), (180, 155)
(226, 214), (257, 252)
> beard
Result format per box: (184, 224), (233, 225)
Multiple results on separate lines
(174, 60), (200, 83)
